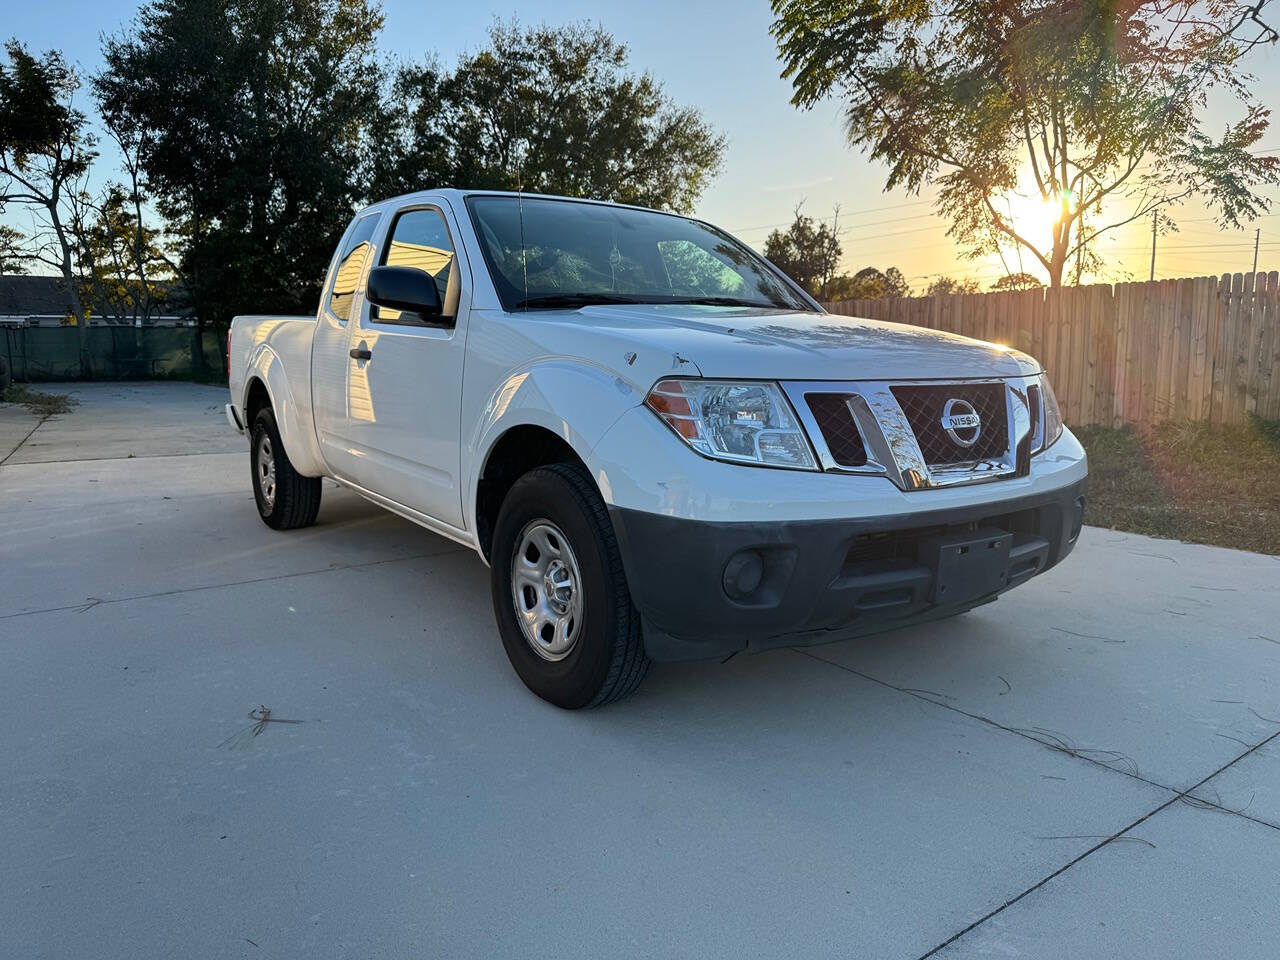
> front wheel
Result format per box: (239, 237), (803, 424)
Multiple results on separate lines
(250, 408), (321, 530)
(490, 462), (650, 708)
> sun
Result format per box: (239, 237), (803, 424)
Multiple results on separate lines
(1001, 188), (1072, 246)
(982, 176), (1078, 282)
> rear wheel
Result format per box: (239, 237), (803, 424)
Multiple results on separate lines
(490, 462), (649, 708)
(250, 408), (321, 530)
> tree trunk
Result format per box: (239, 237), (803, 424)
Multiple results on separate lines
(48, 203), (92, 377)
(1047, 225), (1070, 289)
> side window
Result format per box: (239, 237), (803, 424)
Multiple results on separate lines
(377, 208), (457, 322)
(658, 239), (748, 297)
(327, 214), (379, 322)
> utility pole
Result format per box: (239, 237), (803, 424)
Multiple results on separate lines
(1253, 228), (1260, 276)
(1149, 210), (1157, 281)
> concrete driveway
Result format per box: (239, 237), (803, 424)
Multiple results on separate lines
(3, 381), (1279, 959)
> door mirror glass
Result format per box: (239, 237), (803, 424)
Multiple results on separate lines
(366, 265), (443, 319)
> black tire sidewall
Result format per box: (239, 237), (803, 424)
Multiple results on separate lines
(250, 410), (284, 524)
(491, 468), (621, 708)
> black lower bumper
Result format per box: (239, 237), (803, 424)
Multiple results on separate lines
(609, 477), (1087, 662)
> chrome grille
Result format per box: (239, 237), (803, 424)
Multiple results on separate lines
(805, 394), (867, 467)
(781, 377), (1035, 492)
(890, 383), (1009, 466)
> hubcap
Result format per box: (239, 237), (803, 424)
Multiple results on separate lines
(511, 520), (583, 661)
(256, 434), (277, 510)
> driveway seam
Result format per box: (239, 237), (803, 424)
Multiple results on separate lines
(1, 448), (243, 466)
(0, 415), (49, 466)
(914, 725), (1280, 958)
(795, 648), (1280, 833)
(0, 545), (468, 622)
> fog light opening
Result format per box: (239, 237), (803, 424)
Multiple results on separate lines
(722, 549), (764, 601)
(1069, 496), (1085, 543)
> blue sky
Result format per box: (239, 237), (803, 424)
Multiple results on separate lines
(6, 0), (1279, 287)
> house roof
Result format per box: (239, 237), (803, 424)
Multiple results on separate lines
(0, 274), (79, 317)
(0, 273), (189, 320)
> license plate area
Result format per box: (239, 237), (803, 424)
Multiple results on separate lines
(918, 528), (1012, 605)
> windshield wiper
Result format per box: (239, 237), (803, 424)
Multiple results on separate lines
(514, 293), (642, 310)
(664, 296), (777, 308)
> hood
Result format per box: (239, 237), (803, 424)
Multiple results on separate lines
(529, 304), (1039, 384)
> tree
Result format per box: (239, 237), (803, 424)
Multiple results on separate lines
(763, 203), (843, 298)
(826, 265), (911, 300)
(990, 272), (1044, 293)
(0, 224), (26, 273)
(98, 0), (386, 360)
(71, 184), (172, 324)
(771, 1), (1280, 287)
(924, 276), (982, 297)
(375, 21), (726, 214)
(0, 42), (97, 372)
(79, 102), (173, 325)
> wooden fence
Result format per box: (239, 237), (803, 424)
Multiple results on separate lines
(824, 271), (1280, 428)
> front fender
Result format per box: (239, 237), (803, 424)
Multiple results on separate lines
(243, 344), (327, 477)
(464, 359), (641, 532)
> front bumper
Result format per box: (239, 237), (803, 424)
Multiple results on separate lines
(610, 476), (1087, 661)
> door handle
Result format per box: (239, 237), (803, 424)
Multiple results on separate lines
(349, 347), (372, 361)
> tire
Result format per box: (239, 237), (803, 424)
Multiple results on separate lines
(250, 408), (321, 530)
(490, 462), (650, 709)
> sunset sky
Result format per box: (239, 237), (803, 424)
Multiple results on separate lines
(7, 0), (1280, 291)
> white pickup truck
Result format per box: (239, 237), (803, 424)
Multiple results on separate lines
(226, 189), (1087, 708)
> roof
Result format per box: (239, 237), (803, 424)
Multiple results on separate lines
(357, 188), (675, 220)
(0, 273), (190, 320)
(0, 274), (79, 317)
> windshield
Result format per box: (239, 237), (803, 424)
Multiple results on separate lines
(464, 195), (814, 313)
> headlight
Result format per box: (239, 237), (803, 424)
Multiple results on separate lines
(1037, 374), (1064, 452)
(645, 379), (817, 470)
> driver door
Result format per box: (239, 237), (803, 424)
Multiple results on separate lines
(342, 201), (470, 530)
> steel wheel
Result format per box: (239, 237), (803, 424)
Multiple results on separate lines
(510, 519), (583, 662)
(256, 433), (277, 511)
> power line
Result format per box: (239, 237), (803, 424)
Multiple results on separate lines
(727, 198), (934, 234)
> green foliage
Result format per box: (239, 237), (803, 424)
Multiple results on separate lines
(73, 184), (173, 322)
(825, 265), (910, 300)
(97, 10), (726, 338)
(0, 224), (25, 273)
(97, 0), (387, 329)
(771, 1), (1280, 287)
(0, 42), (97, 372)
(990, 272), (1043, 292)
(923, 276), (981, 297)
(0, 42), (88, 170)
(373, 20), (726, 214)
(763, 204), (842, 297)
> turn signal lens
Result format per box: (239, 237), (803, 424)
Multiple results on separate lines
(644, 379), (817, 470)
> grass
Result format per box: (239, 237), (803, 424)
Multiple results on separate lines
(1077, 415), (1280, 556)
(1, 383), (78, 417)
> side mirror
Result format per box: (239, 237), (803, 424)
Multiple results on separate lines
(367, 265), (442, 318)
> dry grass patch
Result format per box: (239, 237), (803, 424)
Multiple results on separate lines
(1, 384), (78, 417)
(1077, 417), (1280, 556)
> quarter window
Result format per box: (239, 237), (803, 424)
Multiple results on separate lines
(378, 208), (457, 322)
(327, 214), (379, 322)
